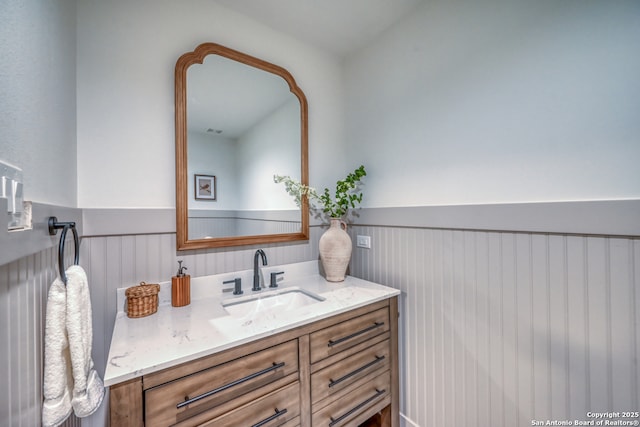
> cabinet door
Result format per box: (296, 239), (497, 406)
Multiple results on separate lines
(309, 307), (389, 364)
(146, 339), (299, 426)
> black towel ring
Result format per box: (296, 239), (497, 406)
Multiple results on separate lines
(48, 216), (80, 285)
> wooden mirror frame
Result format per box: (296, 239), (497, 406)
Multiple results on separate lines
(175, 43), (309, 250)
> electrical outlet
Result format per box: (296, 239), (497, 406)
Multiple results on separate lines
(356, 235), (371, 249)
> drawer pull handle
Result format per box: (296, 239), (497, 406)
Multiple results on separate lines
(328, 355), (385, 388)
(328, 388), (386, 427)
(176, 362), (285, 409)
(327, 322), (384, 347)
(252, 407), (288, 427)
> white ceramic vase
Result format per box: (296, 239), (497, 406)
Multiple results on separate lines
(319, 218), (352, 282)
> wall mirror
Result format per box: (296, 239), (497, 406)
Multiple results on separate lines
(175, 43), (309, 250)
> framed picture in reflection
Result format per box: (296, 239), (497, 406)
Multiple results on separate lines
(194, 174), (216, 200)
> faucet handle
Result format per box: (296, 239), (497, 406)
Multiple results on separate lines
(269, 271), (284, 288)
(223, 278), (243, 295)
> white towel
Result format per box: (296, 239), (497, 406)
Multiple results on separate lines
(42, 277), (73, 427)
(65, 265), (105, 417)
(42, 266), (105, 426)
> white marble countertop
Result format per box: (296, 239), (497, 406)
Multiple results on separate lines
(103, 261), (400, 387)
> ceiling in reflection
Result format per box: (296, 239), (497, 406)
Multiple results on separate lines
(188, 55), (292, 139)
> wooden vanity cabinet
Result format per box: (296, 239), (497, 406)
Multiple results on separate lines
(109, 297), (399, 427)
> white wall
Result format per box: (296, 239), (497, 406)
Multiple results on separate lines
(76, 0), (345, 208)
(0, 0), (77, 207)
(344, 0), (640, 207)
(237, 98), (301, 210)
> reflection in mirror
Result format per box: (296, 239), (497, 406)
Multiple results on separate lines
(176, 43), (308, 250)
(187, 55), (300, 239)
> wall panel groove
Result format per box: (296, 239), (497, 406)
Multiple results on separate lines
(6, 220), (636, 427)
(349, 226), (640, 427)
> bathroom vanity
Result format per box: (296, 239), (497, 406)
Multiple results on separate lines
(105, 262), (400, 427)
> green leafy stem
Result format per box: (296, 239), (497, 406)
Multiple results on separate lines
(274, 165), (367, 219)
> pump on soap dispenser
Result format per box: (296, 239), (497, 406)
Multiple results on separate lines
(172, 260), (190, 307)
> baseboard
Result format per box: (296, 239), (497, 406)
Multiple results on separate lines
(401, 412), (421, 427)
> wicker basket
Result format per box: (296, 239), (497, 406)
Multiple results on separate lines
(125, 282), (160, 318)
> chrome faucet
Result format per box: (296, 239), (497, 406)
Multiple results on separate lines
(252, 249), (267, 291)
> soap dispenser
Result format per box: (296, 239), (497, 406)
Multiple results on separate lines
(172, 260), (190, 307)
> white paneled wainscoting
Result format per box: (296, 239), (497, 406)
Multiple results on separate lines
(349, 225), (640, 427)
(1, 246), (81, 427)
(2, 202), (638, 427)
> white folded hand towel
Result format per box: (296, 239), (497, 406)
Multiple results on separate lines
(42, 277), (73, 427)
(42, 265), (105, 426)
(65, 265), (105, 417)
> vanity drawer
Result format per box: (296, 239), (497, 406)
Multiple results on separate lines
(311, 338), (390, 404)
(310, 307), (389, 364)
(311, 371), (391, 427)
(145, 339), (298, 426)
(198, 381), (301, 427)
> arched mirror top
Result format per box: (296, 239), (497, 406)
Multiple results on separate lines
(176, 43), (309, 250)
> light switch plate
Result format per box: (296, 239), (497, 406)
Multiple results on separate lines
(356, 235), (371, 249)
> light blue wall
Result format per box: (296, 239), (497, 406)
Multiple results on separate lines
(237, 98), (301, 210)
(344, 0), (640, 206)
(0, 0), (77, 207)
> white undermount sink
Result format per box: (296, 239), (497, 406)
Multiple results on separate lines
(222, 287), (325, 318)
